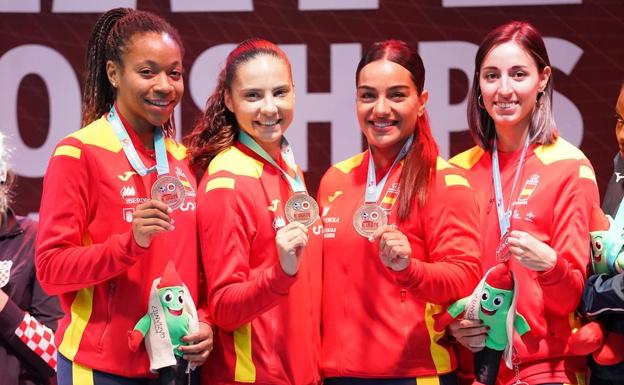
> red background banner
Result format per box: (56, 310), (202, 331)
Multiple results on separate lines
(1, 0), (623, 216)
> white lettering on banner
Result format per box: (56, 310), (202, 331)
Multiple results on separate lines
(0, 0), (39, 12)
(52, 0), (136, 12)
(420, 41), (477, 159)
(171, 0), (253, 12)
(189, 44), (235, 120)
(298, 0), (378, 10)
(544, 37), (584, 147)
(282, 44), (362, 170)
(0, 45), (81, 178)
(443, 0), (581, 6)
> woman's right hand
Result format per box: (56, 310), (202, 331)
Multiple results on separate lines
(132, 199), (174, 248)
(447, 319), (489, 352)
(275, 221), (309, 276)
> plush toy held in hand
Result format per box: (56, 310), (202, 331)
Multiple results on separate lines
(434, 263), (529, 385)
(128, 261), (199, 373)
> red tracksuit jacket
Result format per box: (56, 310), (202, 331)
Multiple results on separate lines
(450, 137), (599, 385)
(318, 151), (481, 379)
(36, 116), (202, 377)
(197, 143), (322, 385)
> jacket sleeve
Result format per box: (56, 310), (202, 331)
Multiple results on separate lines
(198, 174), (296, 332)
(35, 138), (148, 295)
(0, 292), (59, 377)
(582, 273), (624, 317)
(537, 160), (598, 315)
(393, 169), (482, 303)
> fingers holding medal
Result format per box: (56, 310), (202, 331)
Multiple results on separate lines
(275, 222), (309, 276)
(132, 199), (174, 248)
(372, 225), (411, 272)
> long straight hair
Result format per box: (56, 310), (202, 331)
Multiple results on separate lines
(356, 40), (438, 221)
(468, 21), (557, 151)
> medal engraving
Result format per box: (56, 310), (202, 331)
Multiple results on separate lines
(151, 175), (186, 210)
(285, 193), (319, 227)
(353, 204), (387, 237)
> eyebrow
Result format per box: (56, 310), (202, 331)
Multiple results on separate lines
(239, 84), (291, 92)
(357, 85), (410, 90)
(481, 65), (530, 71)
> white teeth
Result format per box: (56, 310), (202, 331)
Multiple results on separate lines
(373, 121), (393, 128)
(258, 120), (278, 126)
(148, 100), (169, 106)
(496, 102), (517, 109)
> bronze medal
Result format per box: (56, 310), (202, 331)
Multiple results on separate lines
(151, 175), (186, 210)
(353, 204), (387, 237)
(285, 193), (319, 227)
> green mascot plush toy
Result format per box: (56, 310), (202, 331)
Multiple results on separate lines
(434, 263), (529, 385)
(584, 206), (624, 366)
(128, 261), (199, 384)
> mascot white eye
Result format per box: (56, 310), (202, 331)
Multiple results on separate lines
(493, 294), (505, 308)
(301, 201), (310, 210)
(370, 212), (379, 220)
(178, 294), (184, 304)
(481, 288), (490, 302)
(167, 183), (176, 192)
(163, 289), (174, 304)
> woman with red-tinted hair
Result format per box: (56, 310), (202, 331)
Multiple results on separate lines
(317, 39), (481, 385)
(449, 21), (599, 385)
(187, 38), (322, 385)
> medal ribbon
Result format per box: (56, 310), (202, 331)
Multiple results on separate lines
(108, 105), (169, 176)
(492, 134), (529, 238)
(238, 131), (305, 193)
(364, 135), (413, 204)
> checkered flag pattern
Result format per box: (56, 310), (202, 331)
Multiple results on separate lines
(14, 312), (57, 370)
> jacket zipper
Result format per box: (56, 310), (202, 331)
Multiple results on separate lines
(97, 281), (116, 352)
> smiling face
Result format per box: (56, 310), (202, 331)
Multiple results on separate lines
(107, 31), (183, 133)
(158, 286), (185, 316)
(356, 60), (428, 156)
(479, 41), (550, 137)
(479, 284), (512, 318)
(225, 54), (294, 155)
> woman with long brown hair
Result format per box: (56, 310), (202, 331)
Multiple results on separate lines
(187, 38), (322, 385)
(318, 39), (481, 385)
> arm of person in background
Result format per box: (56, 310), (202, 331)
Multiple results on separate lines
(0, 279), (62, 378)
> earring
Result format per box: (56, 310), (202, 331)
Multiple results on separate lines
(478, 94), (485, 109)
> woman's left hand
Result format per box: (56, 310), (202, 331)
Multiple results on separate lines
(507, 230), (557, 271)
(372, 225), (411, 272)
(180, 322), (214, 365)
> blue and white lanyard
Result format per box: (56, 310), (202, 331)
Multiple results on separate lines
(108, 105), (169, 176)
(492, 135), (529, 237)
(238, 131), (305, 193)
(364, 135), (413, 204)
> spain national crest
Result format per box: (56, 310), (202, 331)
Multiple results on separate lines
(0, 260), (12, 288)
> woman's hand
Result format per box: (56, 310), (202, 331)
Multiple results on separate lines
(372, 225), (411, 272)
(507, 230), (556, 271)
(447, 319), (489, 352)
(132, 200), (174, 248)
(180, 322), (214, 366)
(275, 222), (309, 276)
